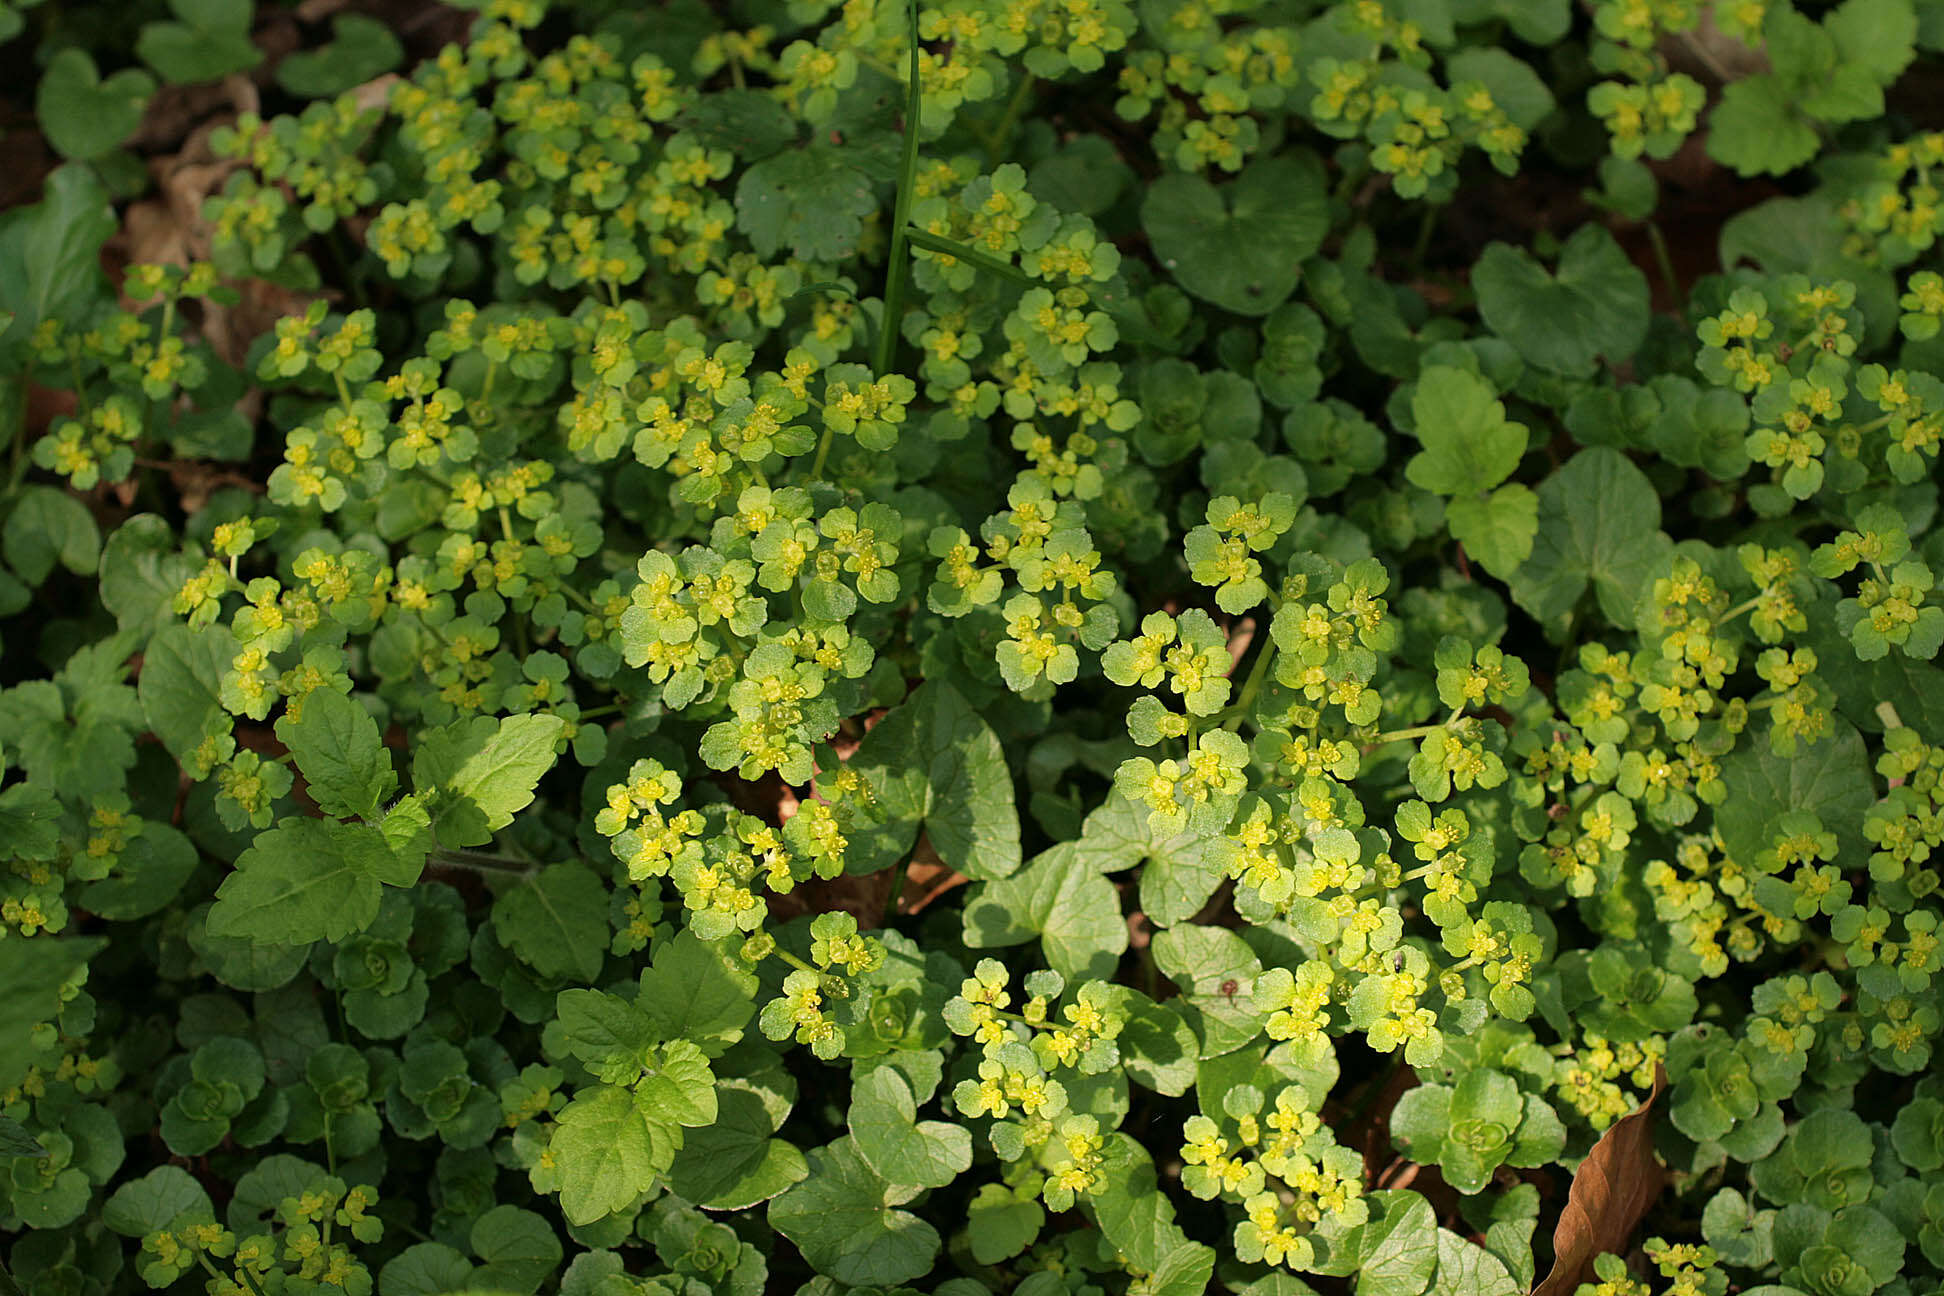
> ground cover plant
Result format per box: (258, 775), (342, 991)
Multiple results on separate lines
(2, 0), (1944, 1292)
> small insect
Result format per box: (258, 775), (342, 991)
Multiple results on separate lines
(1219, 978), (1240, 1000)
(1392, 952), (1408, 972)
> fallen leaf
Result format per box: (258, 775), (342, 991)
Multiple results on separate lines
(1530, 1064), (1668, 1296)
(895, 834), (968, 916)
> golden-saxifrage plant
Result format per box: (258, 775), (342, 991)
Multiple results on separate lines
(2, 0), (1944, 1293)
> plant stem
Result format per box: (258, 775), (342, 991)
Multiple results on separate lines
(984, 72), (1037, 166)
(1367, 721), (1447, 746)
(1224, 638), (1279, 728)
(1645, 220), (1680, 306)
(430, 848), (535, 876)
(871, 0), (925, 379)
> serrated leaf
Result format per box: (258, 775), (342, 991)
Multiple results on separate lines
(1446, 485), (1538, 579)
(636, 1040), (717, 1127)
(139, 623), (236, 763)
(492, 863), (608, 982)
(414, 712), (565, 847)
(1406, 366), (1527, 497)
(278, 690), (394, 820)
(549, 1086), (675, 1225)
(0, 164), (115, 360)
(636, 929), (756, 1055)
(207, 820), (388, 946)
(736, 147), (876, 262)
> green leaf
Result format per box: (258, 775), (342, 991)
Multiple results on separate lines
(668, 1087), (806, 1208)
(35, 49), (155, 161)
(555, 988), (657, 1080)
(136, 0), (262, 84)
(1432, 1229), (1520, 1296)
(492, 863), (609, 983)
(207, 820), (389, 946)
(274, 14), (402, 98)
(413, 712), (565, 847)
(770, 1137), (941, 1287)
(1141, 153), (1329, 316)
(1473, 226), (1649, 377)
(549, 1085), (675, 1225)
(79, 821), (199, 919)
(1510, 447), (1672, 628)
(1446, 485), (1538, 579)
(277, 691), (394, 820)
(103, 1165), (211, 1235)
(0, 163), (115, 358)
(967, 1183), (1044, 1264)
(100, 515), (202, 634)
(848, 681), (1021, 880)
(1110, 988), (1199, 1095)
(676, 89), (799, 160)
(1826, 0), (1918, 84)
(378, 1244), (475, 1296)
(1705, 76), (1820, 177)
(736, 147), (876, 263)
(0, 934), (103, 1083)
(962, 842), (1126, 983)
(1445, 48), (1554, 129)
(1150, 924), (1266, 1058)
(636, 1040), (717, 1127)
(1092, 1135), (1199, 1273)
(139, 624), (236, 764)
(0, 1112), (41, 1157)
(1137, 837), (1227, 927)
(636, 929), (757, 1055)
(1406, 366), (1528, 497)
(4, 486), (101, 585)
(1357, 1190), (1439, 1296)
(850, 1066), (972, 1190)
(1717, 720), (1874, 871)
(468, 1205), (561, 1296)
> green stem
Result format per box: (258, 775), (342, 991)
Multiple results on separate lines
(883, 865), (907, 925)
(1367, 722), (1447, 746)
(871, 0), (925, 379)
(808, 424), (837, 480)
(1645, 221), (1680, 305)
(984, 72), (1037, 165)
(775, 947), (820, 976)
(1409, 203), (1439, 273)
(3, 375), (27, 495)
(1223, 637), (1279, 728)
(430, 848), (535, 876)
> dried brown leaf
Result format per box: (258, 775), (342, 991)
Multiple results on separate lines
(1530, 1064), (1668, 1296)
